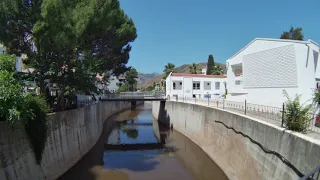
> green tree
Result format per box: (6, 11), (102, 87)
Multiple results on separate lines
(163, 63), (176, 77)
(117, 84), (126, 93)
(146, 85), (154, 91)
(0, 54), (48, 164)
(153, 81), (156, 88)
(162, 63), (176, 88)
(206, 54), (223, 75)
(206, 54), (215, 75)
(125, 68), (138, 91)
(0, 0), (137, 110)
(280, 26), (304, 40)
(189, 63), (200, 74)
(212, 65), (223, 75)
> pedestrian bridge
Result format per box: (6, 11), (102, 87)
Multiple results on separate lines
(100, 92), (166, 101)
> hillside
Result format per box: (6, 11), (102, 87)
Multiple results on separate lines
(138, 62), (226, 88)
(137, 72), (159, 85)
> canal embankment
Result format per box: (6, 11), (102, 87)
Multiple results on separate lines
(152, 101), (320, 180)
(0, 101), (141, 180)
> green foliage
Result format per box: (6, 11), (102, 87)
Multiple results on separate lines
(189, 63), (200, 74)
(23, 95), (49, 164)
(117, 84), (126, 93)
(280, 26), (304, 40)
(125, 68), (138, 91)
(0, 54), (16, 72)
(0, 0), (137, 110)
(163, 63), (176, 80)
(146, 85), (154, 91)
(212, 65), (223, 75)
(283, 90), (313, 132)
(0, 54), (48, 164)
(206, 54), (214, 75)
(0, 70), (25, 127)
(314, 89), (320, 103)
(206, 54), (223, 75)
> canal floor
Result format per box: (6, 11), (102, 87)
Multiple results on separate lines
(59, 104), (228, 180)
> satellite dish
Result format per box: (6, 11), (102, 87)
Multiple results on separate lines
(186, 89), (190, 93)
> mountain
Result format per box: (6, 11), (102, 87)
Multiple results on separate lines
(137, 72), (159, 85)
(138, 62), (226, 88)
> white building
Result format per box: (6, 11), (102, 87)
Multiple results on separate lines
(0, 44), (22, 72)
(201, 67), (207, 74)
(226, 38), (320, 107)
(166, 73), (226, 99)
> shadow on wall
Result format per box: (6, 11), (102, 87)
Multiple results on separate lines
(57, 111), (135, 180)
(156, 101), (172, 128)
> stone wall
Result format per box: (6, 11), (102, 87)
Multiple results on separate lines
(0, 101), (134, 180)
(152, 101), (320, 180)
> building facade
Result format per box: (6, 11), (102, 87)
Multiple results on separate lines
(166, 73), (226, 100)
(226, 38), (320, 107)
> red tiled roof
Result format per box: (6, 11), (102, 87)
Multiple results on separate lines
(171, 73), (226, 78)
(235, 73), (242, 77)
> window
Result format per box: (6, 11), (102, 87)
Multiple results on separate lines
(204, 81), (211, 90)
(173, 82), (176, 90)
(193, 82), (200, 90)
(180, 82), (182, 85)
(193, 94), (196, 98)
(235, 80), (241, 85)
(215, 82), (220, 90)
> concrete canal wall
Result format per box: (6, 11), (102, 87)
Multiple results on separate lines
(152, 101), (320, 180)
(0, 101), (139, 180)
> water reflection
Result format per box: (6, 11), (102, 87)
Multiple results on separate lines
(59, 104), (228, 180)
(120, 124), (139, 139)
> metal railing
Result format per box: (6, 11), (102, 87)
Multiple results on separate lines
(101, 92), (166, 100)
(174, 97), (320, 134)
(300, 164), (320, 180)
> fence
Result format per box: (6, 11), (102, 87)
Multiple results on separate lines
(299, 164), (320, 180)
(175, 97), (320, 134)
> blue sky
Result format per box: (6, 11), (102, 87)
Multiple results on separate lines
(120, 0), (320, 73)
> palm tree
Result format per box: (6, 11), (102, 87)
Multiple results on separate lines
(163, 63), (176, 77)
(212, 65), (223, 75)
(189, 63), (200, 74)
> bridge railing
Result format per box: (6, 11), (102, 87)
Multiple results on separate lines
(100, 92), (166, 100)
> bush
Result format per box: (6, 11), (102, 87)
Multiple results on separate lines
(283, 90), (314, 132)
(0, 54), (49, 164)
(23, 95), (49, 164)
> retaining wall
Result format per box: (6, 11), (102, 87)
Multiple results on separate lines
(0, 101), (135, 180)
(152, 101), (320, 180)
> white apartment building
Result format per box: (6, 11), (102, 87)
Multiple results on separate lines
(166, 73), (226, 99)
(226, 38), (320, 107)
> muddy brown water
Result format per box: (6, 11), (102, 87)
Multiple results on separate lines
(58, 104), (228, 180)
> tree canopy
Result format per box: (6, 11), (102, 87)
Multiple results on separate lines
(206, 55), (215, 75)
(0, 0), (137, 110)
(189, 63), (200, 74)
(280, 26), (304, 40)
(163, 63), (176, 78)
(125, 68), (138, 91)
(206, 54), (223, 75)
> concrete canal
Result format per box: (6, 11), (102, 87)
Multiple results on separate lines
(59, 104), (227, 180)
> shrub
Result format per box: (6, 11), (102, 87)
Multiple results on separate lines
(0, 54), (49, 164)
(283, 90), (314, 132)
(23, 95), (49, 164)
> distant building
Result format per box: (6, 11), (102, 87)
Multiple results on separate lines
(226, 38), (320, 107)
(107, 75), (126, 93)
(201, 67), (207, 74)
(0, 44), (23, 72)
(165, 73), (226, 100)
